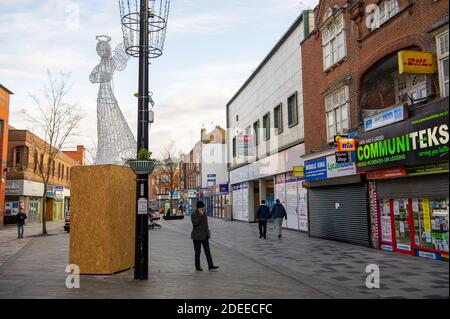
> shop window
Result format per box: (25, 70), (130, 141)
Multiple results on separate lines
(287, 93), (298, 127)
(322, 13), (346, 70)
(393, 199), (411, 251)
(274, 104), (283, 134)
(436, 31), (449, 97)
(325, 86), (349, 142)
(413, 198), (449, 252)
(263, 112), (270, 141)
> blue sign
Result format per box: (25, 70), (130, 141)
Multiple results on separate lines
(304, 157), (327, 181)
(364, 104), (406, 132)
(219, 183), (229, 194)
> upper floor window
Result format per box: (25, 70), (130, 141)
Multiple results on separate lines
(325, 86), (349, 142)
(232, 137), (237, 158)
(287, 93), (299, 127)
(322, 13), (346, 70)
(274, 104), (283, 134)
(13, 146), (29, 169)
(395, 74), (427, 103)
(437, 31), (449, 97)
(253, 120), (260, 146)
(263, 112), (271, 141)
(369, 0), (400, 30)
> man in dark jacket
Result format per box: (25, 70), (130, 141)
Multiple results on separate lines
(256, 200), (270, 239)
(191, 201), (219, 271)
(16, 208), (28, 239)
(271, 199), (287, 239)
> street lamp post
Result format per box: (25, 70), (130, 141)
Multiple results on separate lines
(119, 0), (171, 280)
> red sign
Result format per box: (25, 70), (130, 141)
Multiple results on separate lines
(367, 167), (408, 180)
(337, 139), (358, 152)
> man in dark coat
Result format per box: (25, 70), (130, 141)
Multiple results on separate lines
(256, 200), (270, 239)
(270, 199), (287, 239)
(191, 201), (219, 271)
(16, 208), (28, 239)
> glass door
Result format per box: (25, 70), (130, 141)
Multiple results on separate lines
(393, 199), (412, 252)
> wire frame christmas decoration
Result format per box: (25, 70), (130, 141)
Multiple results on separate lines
(89, 35), (137, 165)
(119, 0), (171, 59)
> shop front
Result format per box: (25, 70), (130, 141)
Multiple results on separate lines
(200, 184), (230, 219)
(357, 98), (449, 261)
(304, 153), (371, 247)
(5, 180), (44, 224)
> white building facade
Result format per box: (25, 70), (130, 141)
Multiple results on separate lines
(227, 11), (314, 231)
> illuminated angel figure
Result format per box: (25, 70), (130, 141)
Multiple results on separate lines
(90, 35), (136, 164)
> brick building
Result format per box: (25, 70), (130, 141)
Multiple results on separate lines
(0, 84), (13, 228)
(301, 0), (449, 260)
(5, 129), (84, 224)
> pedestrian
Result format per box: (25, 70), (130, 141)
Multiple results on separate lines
(271, 199), (287, 239)
(256, 200), (270, 239)
(191, 200), (219, 271)
(16, 208), (28, 239)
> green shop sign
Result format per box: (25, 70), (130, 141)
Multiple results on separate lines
(356, 105), (449, 172)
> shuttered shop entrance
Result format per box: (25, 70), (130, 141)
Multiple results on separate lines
(308, 183), (370, 247)
(376, 174), (449, 199)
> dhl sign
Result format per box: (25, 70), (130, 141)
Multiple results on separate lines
(338, 138), (358, 152)
(398, 51), (436, 75)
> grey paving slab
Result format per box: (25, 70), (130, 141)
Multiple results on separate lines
(165, 218), (449, 299)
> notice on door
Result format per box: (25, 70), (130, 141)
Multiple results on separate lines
(138, 198), (148, 215)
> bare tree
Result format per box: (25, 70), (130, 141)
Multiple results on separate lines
(24, 71), (83, 235)
(156, 141), (181, 215)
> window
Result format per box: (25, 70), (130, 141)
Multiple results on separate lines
(58, 163), (61, 178)
(274, 104), (283, 134)
(287, 93), (299, 127)
(236, 115), (239, 122)
(369, 0), (399, 30)
(437, 31), (449, 97)
(325, 86), (349, 142)
(263, 112), (270, 141)
(395, 74), (427, 103)
(232, 137), (237, 158)
(15, 147), (22, 165)
(33, 151), (38, 171)
(52, 161), (55, 176)
(322, 13), (346, 70)
(62, 164), (65, 180)
(253, 120), (260, 146)
(39, 154), (44, 172)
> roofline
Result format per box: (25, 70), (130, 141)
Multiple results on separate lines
(226, 12), (308, 108)
(0, 84), (14, 95)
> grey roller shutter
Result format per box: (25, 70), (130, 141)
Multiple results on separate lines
(377, 174), (449, 199)
(308, 183), (370, 247)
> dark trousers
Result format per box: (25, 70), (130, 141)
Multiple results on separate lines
(193, 239), (214, 268)
(258, 220), (267, 238)
(17, 224), (24, 238)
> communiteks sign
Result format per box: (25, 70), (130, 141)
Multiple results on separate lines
(356, 107), (449, 172)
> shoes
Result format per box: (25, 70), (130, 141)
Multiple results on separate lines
(278, 234), (281, 239)
(208, 266), (219, 270)
(264, 236), (266, 239)
(259, 235), (263, 239)
(196, 267), (203, 271)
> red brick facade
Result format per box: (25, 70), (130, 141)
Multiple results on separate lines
(301, 0), (449, 155)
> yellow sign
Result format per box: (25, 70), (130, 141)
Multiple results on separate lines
(293, 166), (304, 177)
(423, 199), (431, 233)
(398, 51), (435, 74)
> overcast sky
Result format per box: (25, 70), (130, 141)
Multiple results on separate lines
(0, 0), (318, 160)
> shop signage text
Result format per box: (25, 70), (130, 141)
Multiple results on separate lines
(305, 155), (357, 181)
(337, 139), (357, 152)
(356, 109), (449, 172)
(293, 166), (304, 177)
(364, 104), (407, 132)
(398, 50), (435, 74)
(335, 152), (350, 163)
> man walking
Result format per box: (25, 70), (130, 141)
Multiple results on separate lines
(256, 200), (270, 239)
(271, 199), (287, 239)
(191, 201), (219, 271)
(16, 208), (28, 239)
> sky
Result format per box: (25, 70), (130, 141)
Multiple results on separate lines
(0, 0), (318, 161)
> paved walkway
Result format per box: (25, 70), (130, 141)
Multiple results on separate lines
(0, 218), (448, 299)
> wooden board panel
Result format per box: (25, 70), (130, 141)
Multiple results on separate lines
(69, 165), (136, 275)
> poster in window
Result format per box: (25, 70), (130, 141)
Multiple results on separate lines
(381, 216), (392, 243)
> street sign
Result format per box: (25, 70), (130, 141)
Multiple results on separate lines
(335, 152), (350, 163)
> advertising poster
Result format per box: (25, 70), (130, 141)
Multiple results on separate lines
(285, 173), (298, 230)
(298, 186), (308, 232)
(241, 183), (249, 221)
(423, 199), (431, 232)
(381, 216), (393, 243)
(275, 174), (286, 204)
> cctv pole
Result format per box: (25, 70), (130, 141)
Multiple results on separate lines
(135, 0), (149, 280)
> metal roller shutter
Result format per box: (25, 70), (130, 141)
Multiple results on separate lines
(377, 174), (449, 199)
(308, 183), (370, 247)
